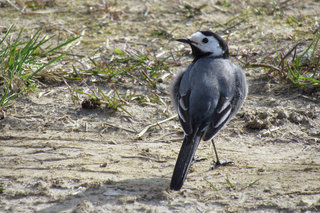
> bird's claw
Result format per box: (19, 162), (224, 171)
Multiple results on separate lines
(211, 160), (233, 170)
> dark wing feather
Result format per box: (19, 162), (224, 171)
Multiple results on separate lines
(203, 64), (247, 141)
(177, 90), (192, 135)
(170, 70), (185, 109)
(203, 94), (233, 141)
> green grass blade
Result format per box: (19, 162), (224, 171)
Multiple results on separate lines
(71, 88), (98, 99)
(310, 32), (320, 60)
(0, 24), (14, 47)
(25, 52), (67, 81)
(98, 87), (112, 106)
(226, 177), (235, 190)
(204, 179), (218, 191)
(295, 35), (319, 65)
(1, 27), (78, 107)
(113, 89), (132, 116)
(248, 178), (260, 187)
(46, 36), (80, 54)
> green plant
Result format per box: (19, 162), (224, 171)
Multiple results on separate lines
(59, 44), (179, 114)
(225, 176), (235, 190)
(285, 33), (320, 85)
(246, 32), (320, 86)
(73, 48), (178, 89)
(0, 24), (79, 107)
(64, 79), (132, 116)
(247, 178), (260, 187)
(182, 3), (207, 18)
(0, 186), (4, 194)
(98, 87), (132, 116)
(204, 178), (218, 191)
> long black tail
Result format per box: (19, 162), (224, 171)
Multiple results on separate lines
(170, 133), (201, 190)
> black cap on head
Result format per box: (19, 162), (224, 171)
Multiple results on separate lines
(176, 31), (229, 60)
(200, 31), (229, 59)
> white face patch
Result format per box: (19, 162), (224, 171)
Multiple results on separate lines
(189, 32), (224, 57)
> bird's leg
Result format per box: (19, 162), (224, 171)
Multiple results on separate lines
(211, 139), (221, 165)
(211, 139), (233, 169)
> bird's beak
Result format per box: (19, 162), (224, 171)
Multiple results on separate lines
(176, 38), (191, 44)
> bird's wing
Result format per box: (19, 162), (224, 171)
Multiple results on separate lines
(175, 60), (247, 139)
(203, 63), (247, 141)
(177, 89), (193, 134)
(170, 69), (186, 110)
(176, 63), (226, 136)
(172, 64), (195, 135)
(178, 89), (232, 140)
(202, 94), (233, 141)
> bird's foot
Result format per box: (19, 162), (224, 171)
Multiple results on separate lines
(190, 156), (207, 166)
(193, 155), (207, 163)
(211, 160), (233, 170)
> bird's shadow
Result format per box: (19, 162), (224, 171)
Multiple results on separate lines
(37, 178), (169, 213)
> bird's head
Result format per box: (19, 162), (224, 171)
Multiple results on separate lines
(176, 31), (229, 60)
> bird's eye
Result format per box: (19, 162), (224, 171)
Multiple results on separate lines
(202, 38), (209, 43)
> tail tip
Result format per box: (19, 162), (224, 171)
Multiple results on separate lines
(170, 182), (182, 191)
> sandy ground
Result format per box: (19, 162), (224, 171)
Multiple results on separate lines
(1, 0), (320, 212)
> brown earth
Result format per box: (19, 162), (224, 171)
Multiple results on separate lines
(1, 0), (320, 212)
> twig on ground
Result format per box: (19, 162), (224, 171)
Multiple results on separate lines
(121, 155), (167, 163)
(245, 63), (281, 72)
(150, 129), (184, 142)
(279, 42), (302, 66)
(137, 115), (178, 138)
(103, 122), (137, 133)
(25, 10), (59, 15)
(6, 0), (24, 13)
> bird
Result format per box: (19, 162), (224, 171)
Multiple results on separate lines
(170, 31), (248, 191)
